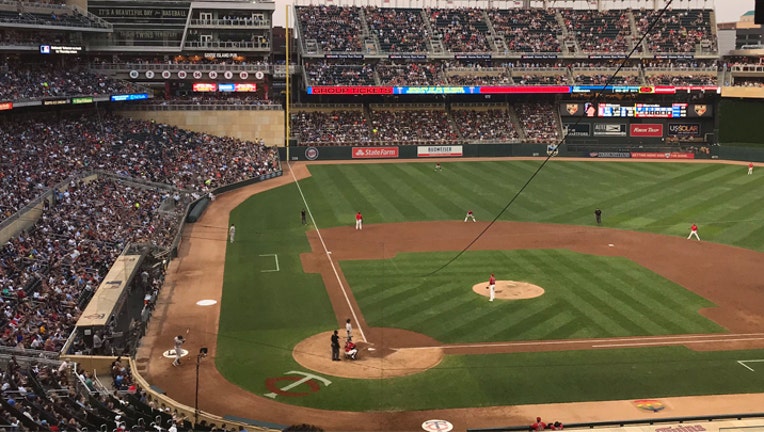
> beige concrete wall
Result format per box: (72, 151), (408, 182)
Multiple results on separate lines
(118, 110), (286, 146)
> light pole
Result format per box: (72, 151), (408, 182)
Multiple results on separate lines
(194, 347), (208, 428)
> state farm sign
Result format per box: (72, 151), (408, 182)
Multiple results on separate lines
(351, 147), (399, 159)
(630, 124), (664, 137)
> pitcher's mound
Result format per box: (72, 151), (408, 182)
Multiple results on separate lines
(472, 280), (545, 300)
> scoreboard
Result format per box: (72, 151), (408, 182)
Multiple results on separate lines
(598, 103), (689, 118)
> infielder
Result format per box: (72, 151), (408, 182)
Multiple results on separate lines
(172, 335), (185, 367)
(488, 273), (496, 302)
(464, 210), (476, 222)
(687, 223), (700, 241)
(228, 224), (236, 243)
(355, 212), (363, 230)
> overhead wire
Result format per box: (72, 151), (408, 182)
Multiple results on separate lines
(425, 0), (677, 276)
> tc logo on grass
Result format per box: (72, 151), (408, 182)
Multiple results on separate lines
(633, 399), (666, 412)
(264, 371), (331, 399)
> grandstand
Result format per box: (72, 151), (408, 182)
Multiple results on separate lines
(1, 0), (764, 430)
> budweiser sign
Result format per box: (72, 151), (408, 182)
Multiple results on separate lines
(630, 124), (664, 137)
(351, 147), (399, 159)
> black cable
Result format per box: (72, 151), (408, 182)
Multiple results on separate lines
(425, 0), (676, 276)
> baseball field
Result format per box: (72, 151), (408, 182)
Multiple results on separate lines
(142, 158), (764, 431)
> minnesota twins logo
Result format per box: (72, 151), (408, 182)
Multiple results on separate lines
(694, 104), (707, 116)
(566, 104), (579, 115)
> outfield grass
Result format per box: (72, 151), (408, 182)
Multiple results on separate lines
(215, 160), (764, 410)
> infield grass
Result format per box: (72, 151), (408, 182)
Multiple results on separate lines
(215, 160), (764, 411)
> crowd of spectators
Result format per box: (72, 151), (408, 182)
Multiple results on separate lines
(296, 5), (363, 52)
(377, 61), (445, 86)
(487, 8), (562, 53)
(428, 8), (491, 52)
(513, 73), (569, 85)
(0, 3), (106, 29)
(0, 114), (279, 219)
(515, 102), (560, 143)
(574, 73), (640, 85)
(304, 61), (375, 86)
(294, 6), (717, 55)
(369, 108), (459, 143)
(365, 6), (429, 53)
(0, 113), (280, 355)
(0, 354), (203, 431)
(291, 110), (371, 145)
(451, 107), (519, 142)
(0, 57), (139, 101)
(636, 9), (716, 53)
(561, 9), (633, 53)
(645, 73), (718, 86)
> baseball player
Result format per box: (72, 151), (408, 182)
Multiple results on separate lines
(464, 210), (476, 222)
(228, 224), (236, 243)
(355, 212), (363, 230)
(172, 335), (185, 367)
(345, 318), (353, 341)
(594, 208), (602, 225)
(749, 162), (754, 175)
(687, 223), (700, 241)
(488, 273), (496, 302)
(435, 162), (442, 172)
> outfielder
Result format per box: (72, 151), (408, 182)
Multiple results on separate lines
(464, 210), (476, 222)
(488, 273), (496, 302)
(749, 162), (754, 175)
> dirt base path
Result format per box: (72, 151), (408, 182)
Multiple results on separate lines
(138, 160), (764, 432)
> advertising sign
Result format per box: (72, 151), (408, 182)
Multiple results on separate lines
(631, 152), (695, 159)
(668, 123), (701, 138)
(630, 124), (664, 137)
(564, 123), (591, 137)
(352, 147), (400, 159)
(593, 123), (627, 137)
(560, 102), (596, 117)
(192, 83), (217, 92)
(688, 104), (713, 117)
(0, 102), (12, 111)
(416, 145), (463, 158)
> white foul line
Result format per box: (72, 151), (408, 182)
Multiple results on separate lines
(259, 254), (279, 272)
(287, 163), (367, 343)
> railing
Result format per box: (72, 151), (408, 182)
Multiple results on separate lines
(183, 41), (268, 49)
(188, 18), (269, 27)
(121, 102), (282, 111)
(90, 62), (270, 73)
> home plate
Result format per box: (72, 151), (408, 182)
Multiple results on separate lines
(608, 244), (615, 247)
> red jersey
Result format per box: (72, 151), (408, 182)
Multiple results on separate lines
(691, 224), (698, 232)
(749, 163), (754, 169)
(356, 212), (362, 221)
(489, 275), (496, 285)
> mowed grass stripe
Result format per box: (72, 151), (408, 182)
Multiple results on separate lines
(603, 259), (722, 334)
(382, 164), (471, 220)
